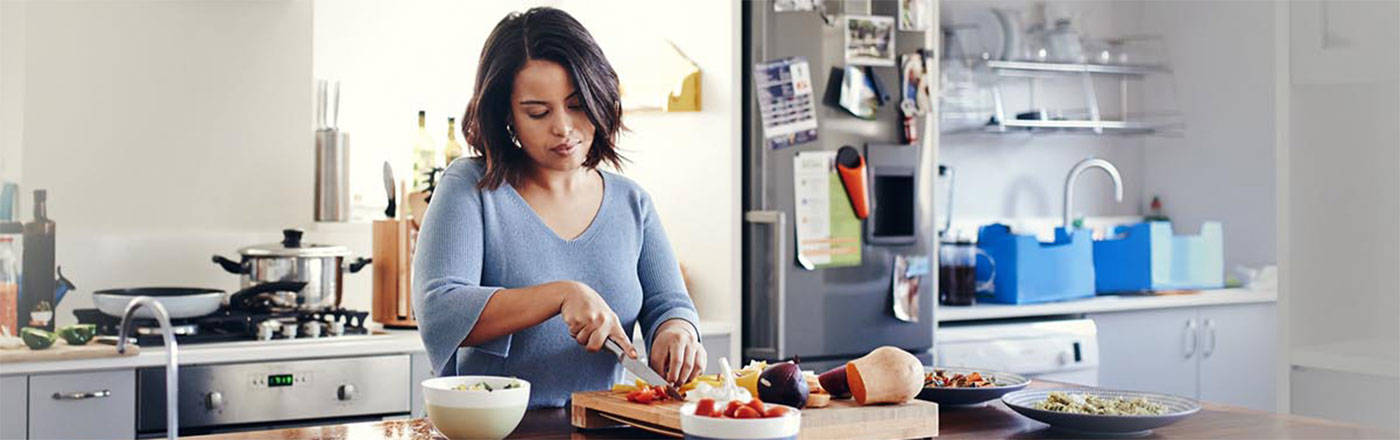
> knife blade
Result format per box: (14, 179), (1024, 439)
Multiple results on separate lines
(603, 338), (682, 400)
(382, 161), (396, 218)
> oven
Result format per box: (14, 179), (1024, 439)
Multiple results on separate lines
(136, 354), (411, 437)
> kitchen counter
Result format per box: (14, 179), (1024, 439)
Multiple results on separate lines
(188, 380), (1394, 440)
(937, 288), (1276, 322)
(0, 321), (735, 376)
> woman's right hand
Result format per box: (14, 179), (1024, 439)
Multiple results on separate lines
(557, 281), (637, 358)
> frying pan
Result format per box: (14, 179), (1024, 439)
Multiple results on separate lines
(93, 281), (308, 320)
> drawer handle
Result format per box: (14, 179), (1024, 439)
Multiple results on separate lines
(52, 389), (111, 400)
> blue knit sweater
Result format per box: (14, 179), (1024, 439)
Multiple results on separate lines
(412, 158), (700, 408)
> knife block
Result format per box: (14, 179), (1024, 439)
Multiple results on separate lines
(372, 219), (418, 328)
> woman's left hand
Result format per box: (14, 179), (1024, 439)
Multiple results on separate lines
(650, 319), (705, 385)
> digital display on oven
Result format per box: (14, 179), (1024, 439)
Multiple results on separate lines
(267, 374), (295, 387)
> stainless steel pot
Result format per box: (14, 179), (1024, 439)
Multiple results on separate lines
(212, 229), (370, 311)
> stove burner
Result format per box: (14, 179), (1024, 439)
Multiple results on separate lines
(72, 306), (371, 346)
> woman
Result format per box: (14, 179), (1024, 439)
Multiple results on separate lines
(413, 7), (705, 408)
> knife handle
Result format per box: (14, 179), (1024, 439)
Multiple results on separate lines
(602, 337), (624, 358)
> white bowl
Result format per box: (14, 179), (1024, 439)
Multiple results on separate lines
(421, 376), (530, 440)
(679, 402), (801, 440)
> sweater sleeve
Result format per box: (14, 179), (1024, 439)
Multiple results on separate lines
(412, 167), (510, 377)
(634, 192), (702, 352)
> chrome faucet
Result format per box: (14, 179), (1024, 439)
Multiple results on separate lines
(116, 297), (178, 440)
(1063, 157), (1124, 228)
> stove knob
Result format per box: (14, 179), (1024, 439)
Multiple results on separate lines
(337, 384), (357, 401)
(205, 391), (223, 411)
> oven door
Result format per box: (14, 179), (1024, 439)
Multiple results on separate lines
(137, 354), (411, 436)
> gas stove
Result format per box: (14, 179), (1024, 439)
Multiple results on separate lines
(73, 306), (370, 346)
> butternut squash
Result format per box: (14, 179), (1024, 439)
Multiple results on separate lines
(844, 346), (924, 405)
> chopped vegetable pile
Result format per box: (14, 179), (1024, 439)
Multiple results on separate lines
(924, 370), (999, 388)
(1032, 391), (1168, 415)
(625, 385), (675, 404)
(693, 398), (790, 419)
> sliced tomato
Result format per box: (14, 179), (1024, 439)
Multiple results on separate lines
(723, 400), (744, 418)
(745, 398), (766, 414)
(764, 406), (789, 418)
(733, 406), (761, 419)
(694, 398), (716, 417)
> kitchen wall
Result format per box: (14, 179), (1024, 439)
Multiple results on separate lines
(311, 0), (743, 362)
(1, 0), (315, 323)
(940, 0), (1148, 238)
(939, 0), (1279, 272)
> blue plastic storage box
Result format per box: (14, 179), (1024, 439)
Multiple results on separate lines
(1092, 221), (1224, 293)
(975, 224), (1097, 304)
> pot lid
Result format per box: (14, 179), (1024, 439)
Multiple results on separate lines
(239, 229), (349, 257)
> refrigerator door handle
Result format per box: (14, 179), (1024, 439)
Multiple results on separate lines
(744, 210), (786, 360)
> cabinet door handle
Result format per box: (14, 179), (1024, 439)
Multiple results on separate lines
(52, 389), (111, 400)
(1183, 319), (1197, 359)
(1203, 319), (1217, 358)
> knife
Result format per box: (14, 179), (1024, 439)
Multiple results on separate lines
(603, 338), (683, 400)
(382, 161), (397, 218)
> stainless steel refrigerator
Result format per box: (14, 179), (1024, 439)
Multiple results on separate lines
(743, 0), (937, 370)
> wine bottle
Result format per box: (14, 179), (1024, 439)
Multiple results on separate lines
(443, 117), (464, 166)
(411, 110), (439, 191)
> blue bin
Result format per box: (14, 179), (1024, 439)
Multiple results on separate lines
(975, 224), (1097, 304)
(1092, 221), (1224, 293)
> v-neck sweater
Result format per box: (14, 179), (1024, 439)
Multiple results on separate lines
(412, 158), (700, 408)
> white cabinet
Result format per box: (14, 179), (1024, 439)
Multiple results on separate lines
(1198, 303), (1276, 410)
(2, 376), (26, 439)
(1091, 307), (1200, 398)
(410, 352), (433, 418)
(27, 370), (135, 440)
(1090, 302), (1277, 411)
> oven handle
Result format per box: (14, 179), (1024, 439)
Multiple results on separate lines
(52, 389), (111, 400)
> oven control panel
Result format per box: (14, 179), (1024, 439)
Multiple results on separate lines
(137, 354), (409, 433)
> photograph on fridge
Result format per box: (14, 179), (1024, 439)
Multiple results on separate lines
(844, 14), (897, 66)
(899, 0), (931, 31)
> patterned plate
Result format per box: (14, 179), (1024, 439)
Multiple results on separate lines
(917, 367), (1031, 406)
(1002, 389), (1201, 437)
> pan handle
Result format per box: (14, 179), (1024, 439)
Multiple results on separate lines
(212, 255), (248, 274)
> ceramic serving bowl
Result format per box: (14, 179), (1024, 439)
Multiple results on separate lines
(916, 366), (1030, 406)
(422, 376), (530, 440)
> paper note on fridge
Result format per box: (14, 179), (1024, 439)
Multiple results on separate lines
(754, 57), (819, 150)
(793, 151), (861, 270)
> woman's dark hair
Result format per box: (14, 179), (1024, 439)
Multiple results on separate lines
(463, 7), (625, 190)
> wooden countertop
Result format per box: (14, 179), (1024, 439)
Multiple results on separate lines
(189, 381), (1394, 440)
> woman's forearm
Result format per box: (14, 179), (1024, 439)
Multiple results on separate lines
(459, 281), (572, 347)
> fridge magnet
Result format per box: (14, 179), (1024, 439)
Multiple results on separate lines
(892, 254), (929, 322)
(793, 151), (862, 270)
(754, 57), (820, 150)
(898, 0), (931, 31)
(899, 50), (935, 143)
(844, 15), (896, 66)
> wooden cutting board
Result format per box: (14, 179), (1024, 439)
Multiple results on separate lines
(0, 341), (139, 364)
(571, 391), (938, 439)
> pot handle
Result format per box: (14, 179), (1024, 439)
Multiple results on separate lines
(346, 257), (372, 274)
(212, 255), (248, 274)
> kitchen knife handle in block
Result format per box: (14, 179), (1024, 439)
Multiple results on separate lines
(836, 146), (870, 219)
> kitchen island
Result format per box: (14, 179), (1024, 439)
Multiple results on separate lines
(188, 381), (1394, 440)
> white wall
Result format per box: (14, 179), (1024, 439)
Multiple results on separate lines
(0, 0), (315, 324)
(1138, 0), (1278, 271)
(312, 0), (742, 360)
